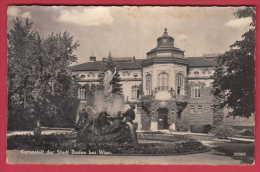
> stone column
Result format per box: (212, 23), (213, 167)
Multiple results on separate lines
(135, 104), (143, 131)
(150, 101), (158, 131)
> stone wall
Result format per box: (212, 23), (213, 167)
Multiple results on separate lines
(181, 86), (215, 127)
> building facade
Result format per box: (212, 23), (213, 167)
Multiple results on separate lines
(71, 29), (236, 131)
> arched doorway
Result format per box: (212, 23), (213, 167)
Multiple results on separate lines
(157, 108), (169, 129)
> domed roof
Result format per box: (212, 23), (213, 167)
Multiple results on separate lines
(156, 28), (174, 48)
(146, 28), (184, 58)
(157, 28), (174, 41)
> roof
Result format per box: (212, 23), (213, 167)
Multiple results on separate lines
(70, 61), (105, 71)
(187, 56), (218, 67)
(70, 56), (218, 71)
(70, 58), (143, 71)
(146, 46), (184, 55)
(157, 28), (174, 41)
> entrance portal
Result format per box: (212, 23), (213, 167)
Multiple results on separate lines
(157, 108), (169, 129)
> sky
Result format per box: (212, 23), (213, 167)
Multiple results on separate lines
(7, 6), (252, 64)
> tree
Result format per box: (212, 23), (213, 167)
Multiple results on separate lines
(212, 7), (255, 118)
(8, 18), (80, 130)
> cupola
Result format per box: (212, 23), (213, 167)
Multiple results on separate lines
(157, 28), (174, 48)
(146, 28), (184, 59)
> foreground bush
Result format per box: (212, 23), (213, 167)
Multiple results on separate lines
(190, 124), (212, 133)
(8, 133), (208, 155)
(210, 125), (236, 139)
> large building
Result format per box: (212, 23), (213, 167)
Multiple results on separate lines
(71, 28), (254, 131)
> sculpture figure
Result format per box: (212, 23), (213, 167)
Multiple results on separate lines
(103, 67), (117, 97)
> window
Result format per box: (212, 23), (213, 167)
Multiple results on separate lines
(197, 105), (203, 112)
(146, 73), (152, 95)
(131, 86), (138, 100)
(123, 71), (130, 77)
(158, 72), (169, 91)
(191, 86), (200, 98)
(194, 71), (199, 76)
(190, 105), (195, 113)
(78, 87), (86, 100)
(98, 73), (103, 78)
(176, 73), (184, 95)
(89, 72), (95, 77)
(80, 74), (86, 79)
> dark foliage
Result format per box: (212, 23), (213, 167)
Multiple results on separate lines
(8, 18), (79, 130)
(212, 7), (255, 117)
(8, 133), (208, 155)
(210, 125), (236, 139)
(213, 142), (254, 158)
(190, 124), (212, 134)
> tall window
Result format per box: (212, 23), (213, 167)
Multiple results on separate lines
(158, 72), (169, 91)
(191, 86), (200, 98)
(146, 73), (152, 95)
(78, 87), (86, 100)
(131, 85), (138, 100)
(176, 73), (184, 95)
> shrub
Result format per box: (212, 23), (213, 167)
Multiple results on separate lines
(190, 125), (204, 133)
(238, 128), (254, 137)
(203, 125), (212, 133)
(176, 117), (190, 132)
(190, 124), (212, 133)
(210, 125), (236, 139)
(176, 122), (189, 132)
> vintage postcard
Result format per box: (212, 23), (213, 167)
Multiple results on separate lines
(6, 6), (255, 165)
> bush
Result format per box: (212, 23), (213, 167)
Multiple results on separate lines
(176, 122), (189, 132)
(7, 134), (209, 155)
(190, 124), (212, 133)
(8, 96), (80, 131)
(210, 125), (236, 139)
(238, 128), (254, 137)
(176, 118), (190, 132)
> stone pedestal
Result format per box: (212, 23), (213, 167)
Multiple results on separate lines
(151, 121), (158, 131)
(135, 105), (143, 130)
(169, 123), (176, 131)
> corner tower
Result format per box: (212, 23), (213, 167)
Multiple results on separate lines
(146, 28), (184, 58)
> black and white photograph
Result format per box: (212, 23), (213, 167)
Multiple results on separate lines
(7, 6), (255, 165)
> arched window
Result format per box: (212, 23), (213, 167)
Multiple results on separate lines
(158, 72), (169, 91)
(191, 86), (200, 98)
(146, 73), (152, 95)
(80, 74), (86, 79)
(176, 73), (184, 95)
(131, 85), (139, 100)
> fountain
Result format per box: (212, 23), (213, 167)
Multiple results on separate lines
(76, 66), (138, 146)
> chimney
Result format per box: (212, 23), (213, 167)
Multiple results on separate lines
(89, 56), (96, 62)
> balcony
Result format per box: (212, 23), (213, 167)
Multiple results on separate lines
(147, 87), (188, 102)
